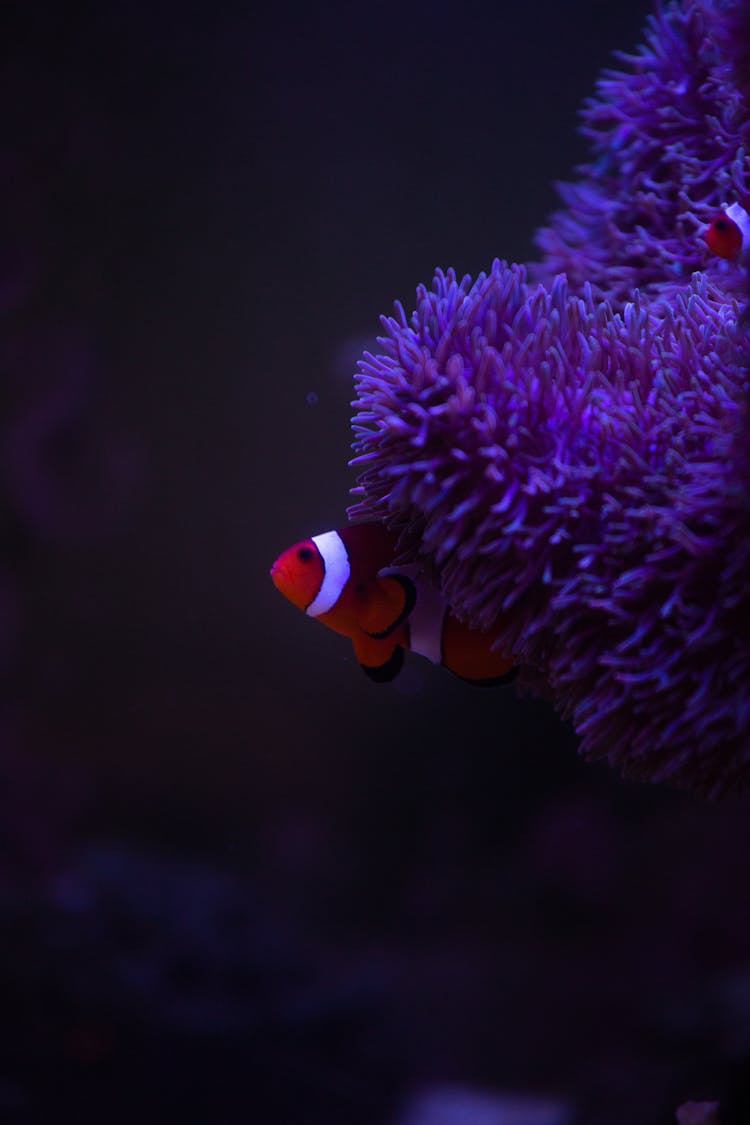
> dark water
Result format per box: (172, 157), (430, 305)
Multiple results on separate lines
(1, 1), (748, 1122)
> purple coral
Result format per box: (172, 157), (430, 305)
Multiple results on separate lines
(532, 0), (750, 302)
(349, 0), (750, 796)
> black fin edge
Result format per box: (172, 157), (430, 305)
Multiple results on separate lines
(360, 645), (405, 683)
(364, 574), (417, 640)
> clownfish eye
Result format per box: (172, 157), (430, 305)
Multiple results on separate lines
(297, 546), (314, 563)
(714, 218), (730, 231)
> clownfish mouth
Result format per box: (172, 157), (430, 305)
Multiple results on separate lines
(270, 561), (292, 601)
(269, 558), (287, 597)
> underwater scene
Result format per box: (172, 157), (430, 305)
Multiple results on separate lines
(2, 0), (749, 1121)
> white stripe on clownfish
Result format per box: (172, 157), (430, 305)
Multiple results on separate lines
(306, 530), (350, 617)
(379, 565), (444, 665)
(726, 201), (750, 253)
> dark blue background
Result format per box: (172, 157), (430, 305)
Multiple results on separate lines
(1, 2), (749, 1122)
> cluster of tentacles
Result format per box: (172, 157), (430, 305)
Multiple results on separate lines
(348, 0), (750, 796)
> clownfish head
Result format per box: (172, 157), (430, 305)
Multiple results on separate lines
(270, 538), (325, 612)
(705, 211), (744, 261)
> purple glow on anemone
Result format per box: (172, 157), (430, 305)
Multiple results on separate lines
(348, 0), (750, 796)
(532, 0), (750, 304)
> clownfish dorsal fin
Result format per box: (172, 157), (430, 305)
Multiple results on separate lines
(356, 574), (416, 640)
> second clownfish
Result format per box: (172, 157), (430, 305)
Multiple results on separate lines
(270, 522), (516, 686)
(704, 200), (750, 263)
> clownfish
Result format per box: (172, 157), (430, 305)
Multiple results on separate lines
(704, 200), (750, 263)
(270, 522), (516, 686)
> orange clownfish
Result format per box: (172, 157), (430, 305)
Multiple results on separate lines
(705, 200), (750, 263)
(270, 522), (516, 686)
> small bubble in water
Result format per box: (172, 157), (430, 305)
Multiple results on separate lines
(306, 391), (319, 406)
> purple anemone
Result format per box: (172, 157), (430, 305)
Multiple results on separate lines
(532, 0), (750, 303)
(349, 0), (750, 796)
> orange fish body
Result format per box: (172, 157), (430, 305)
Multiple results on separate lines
(705, 200), (750, 262)
(271, 523), (515, 685)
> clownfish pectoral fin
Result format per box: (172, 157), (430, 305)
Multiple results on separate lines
(357, 574), (416, 640)
(351, 633), (405, 683)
